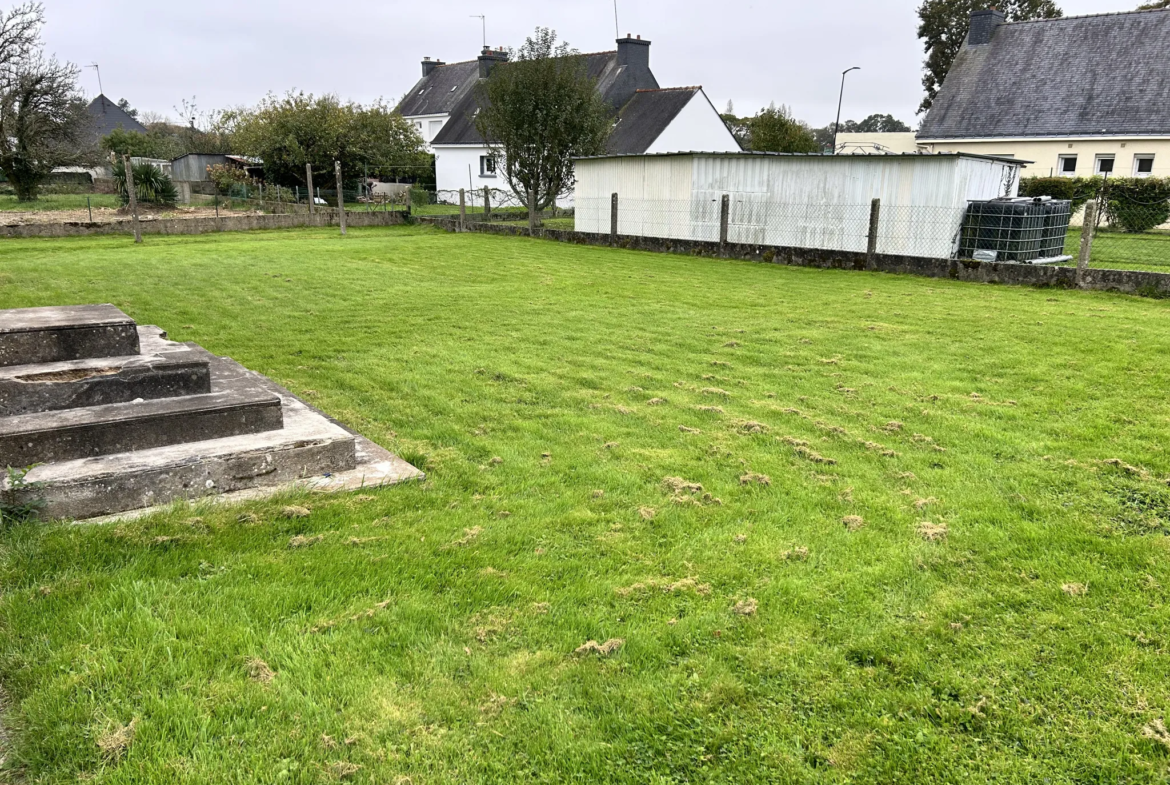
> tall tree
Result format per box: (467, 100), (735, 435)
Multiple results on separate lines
(226, 92), (428, 188)
(474, 28), (611, 209)
(746, 104), (820, 154)
(917, 0), (1062, 114)
(0, 3), (92, 201)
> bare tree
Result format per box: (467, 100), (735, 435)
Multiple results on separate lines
(0, 3), (92, 200)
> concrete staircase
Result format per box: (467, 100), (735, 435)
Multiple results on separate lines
(0, 305), (423, 521)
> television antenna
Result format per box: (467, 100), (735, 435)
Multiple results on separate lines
(470, 15), (486, 49)
(86, 63), (103, 96)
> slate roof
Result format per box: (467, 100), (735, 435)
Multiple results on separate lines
(86, 95), (148, 142)
(606, 88), (700, 154)
(404, 50), (661, 146)
(396, 60), (481, 117)
(919, 9), (1170, 139)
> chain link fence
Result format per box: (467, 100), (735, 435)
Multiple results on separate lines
(1078, 201), (1170, 271)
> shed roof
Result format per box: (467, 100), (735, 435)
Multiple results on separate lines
(919, 9), (1170, 140)
(575, 150), (1029, 165)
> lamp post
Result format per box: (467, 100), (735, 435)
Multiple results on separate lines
(832, 66), (861, 154)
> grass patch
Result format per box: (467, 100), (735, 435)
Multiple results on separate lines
(0, 194), (121, 212)
(1, 226), (1169, 782)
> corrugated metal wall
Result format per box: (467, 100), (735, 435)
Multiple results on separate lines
(575, 154), (1021, 257)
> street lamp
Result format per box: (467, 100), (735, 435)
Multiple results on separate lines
(831, 66), (861, 154)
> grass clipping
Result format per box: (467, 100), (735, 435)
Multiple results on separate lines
(97, 718), (138, 760)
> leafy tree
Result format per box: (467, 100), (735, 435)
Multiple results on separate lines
(474, 28), (612, 209)
(746, 104), (820, 154)
(226, 92), (427, 189)
(720, 111), (751, 148)
(100, 127), (180, 160)
(811, 114), (913, 149)
(917, 0), (1062, 113)
(0, 3), (93, 200)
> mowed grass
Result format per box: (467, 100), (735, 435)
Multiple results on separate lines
(1, 226), (1170, 783)
(0, 194), (121, 212)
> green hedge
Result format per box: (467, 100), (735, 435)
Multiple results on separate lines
(1021, 176), (1170, 233)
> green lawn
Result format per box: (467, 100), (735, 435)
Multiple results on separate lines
(1061, 227), (1170, 272)
(1, 226), (1169, 783)
(0, 194), (121, 212)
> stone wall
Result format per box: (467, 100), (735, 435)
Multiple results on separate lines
(0, 209), (408, 239)
(420, 216), (1170, 299)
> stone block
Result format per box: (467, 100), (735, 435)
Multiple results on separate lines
(0, 304), (140, 367)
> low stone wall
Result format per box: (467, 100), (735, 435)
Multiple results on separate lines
(420, 216), (1170, 298)
(0, 209), (408, 239)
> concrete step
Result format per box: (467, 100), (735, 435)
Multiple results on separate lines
(0, 385), (283, 466)
(26, 393), (361, 520)
(0, 304), (140, 367)
(0, 352), (212, 417)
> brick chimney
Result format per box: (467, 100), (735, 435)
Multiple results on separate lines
(421, 57), (444, 78)
(616, 34), (651, 69)
(478, 47), (508, 79)
(968, 9), (1006, 46)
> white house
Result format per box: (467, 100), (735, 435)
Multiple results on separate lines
(917, 8), (1170, 178)
(397, 35), (740, 200)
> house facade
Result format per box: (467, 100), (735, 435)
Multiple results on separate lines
(396, 36), (740, 198)
(917, 9), (1170, 179)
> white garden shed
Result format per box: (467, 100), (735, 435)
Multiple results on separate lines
(572, 151), (1026, 258)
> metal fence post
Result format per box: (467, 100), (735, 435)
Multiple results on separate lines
(306, 163), (315, 215)
(459, 188), (466, 231)
(1077, 201), (1097, 286)
(122, 155), (142, 244)
(335, 160), (347, 236)
(611, 193), (619, 242)
(719, 194), (730, 246)
(528, 189), (537, 233)
(867, 198), (881, 262)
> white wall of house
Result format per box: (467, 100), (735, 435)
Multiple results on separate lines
(405, 113), (451, 150)
(644, 92), (742, 155)
(918, 137), (1170, 178)
(435, 145), (489, 194)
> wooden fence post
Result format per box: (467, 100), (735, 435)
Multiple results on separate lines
(306, 163), (315, 215)
(867, 198), (881, 262)
(719, 194), (730, 246)
(611, 193), (619, 242)
(1077, 201), (1097, 287)
(122, 155), (142, 244)
(335, 160), (346, 236)
(459, 188), (466, 231)
(528, 189), (537, 233)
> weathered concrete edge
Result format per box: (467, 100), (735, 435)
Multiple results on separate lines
(419, 216), (1170, 299)
(0, 209), (408, 239)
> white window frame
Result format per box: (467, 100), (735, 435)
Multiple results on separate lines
(1133, 154), (1155, 178)
(1057, 154), (1078, 176)
(1094, 154), (1116, 175)
(479, 155), (497, 178)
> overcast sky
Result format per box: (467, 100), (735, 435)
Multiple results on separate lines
(43, 0), (1137, 128)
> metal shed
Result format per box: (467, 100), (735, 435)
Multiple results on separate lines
(573, 151), (1026, 258)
